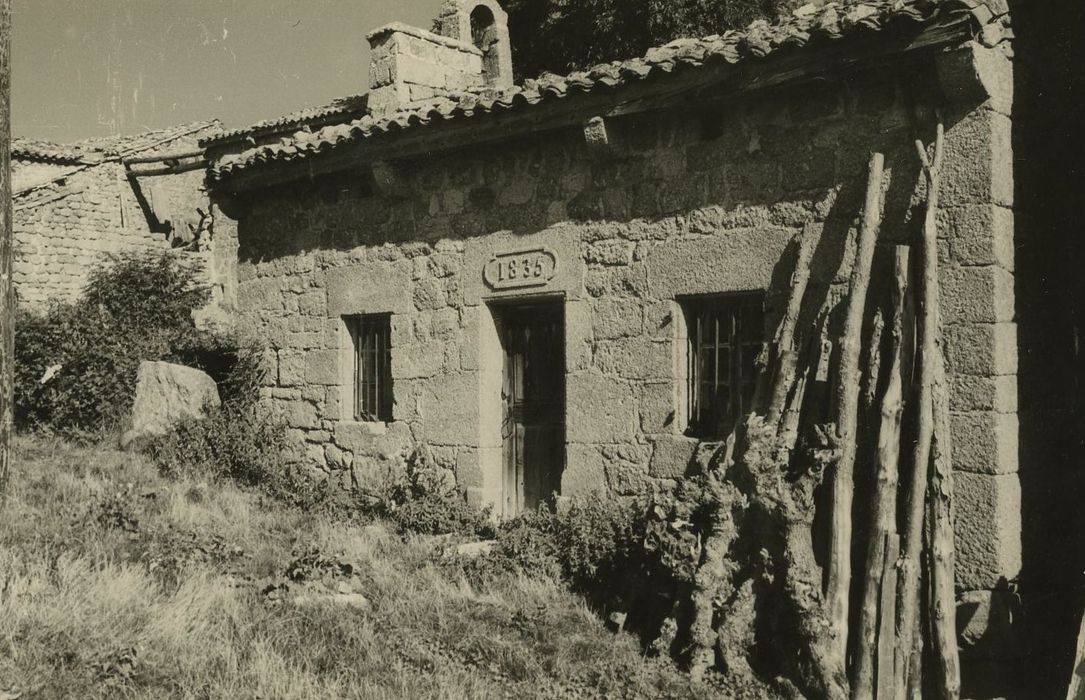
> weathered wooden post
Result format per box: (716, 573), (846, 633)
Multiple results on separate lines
(0, 0), (11, 504)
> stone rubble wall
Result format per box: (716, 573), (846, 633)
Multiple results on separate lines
(13, 160), (72, 192)
(13, 155), (233, 313)
(232, 46), (1017, 679)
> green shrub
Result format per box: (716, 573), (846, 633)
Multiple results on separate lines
(642, 475), (721, 584)
(146, 404), (354, 513)
(504, 0), (785, 79)
(382, 446), (495, 537)
(15, 253), (207, 436)
(82, 254), (206, 339)
(463, 496), (650, 596)
(463, 510), (564, 583)
(173, 337), (268, 412)
(14, 252), (261, 437)
(456, 491), (697, 646)
(15, 304), (136, 437)
(147, 405), (290, 487)
(554, 497), (646, 590)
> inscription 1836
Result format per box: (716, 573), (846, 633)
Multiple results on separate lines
(483, 248), (558, 291)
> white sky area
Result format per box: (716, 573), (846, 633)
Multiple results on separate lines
(13, 0), (444, 142)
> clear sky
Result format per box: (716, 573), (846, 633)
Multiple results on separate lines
(12, 0), (445, 143)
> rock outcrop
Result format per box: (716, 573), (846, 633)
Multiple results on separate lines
(120, 361), (220, 449)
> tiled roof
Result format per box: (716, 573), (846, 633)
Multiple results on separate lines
(12, 139), (102, 165)
(201, 95), (369, 148)
(14, 121), (222, 166)
(78, 120), (223, 156)
(209, 0), (1006, 184)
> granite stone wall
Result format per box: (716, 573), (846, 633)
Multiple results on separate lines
(231, 43), (1017, 680)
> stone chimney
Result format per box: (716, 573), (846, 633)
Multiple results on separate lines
(366, 0), (513, 118)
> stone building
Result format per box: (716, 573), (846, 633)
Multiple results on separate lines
(205, 0), (1023, 692)
(13, 122), (234, 314)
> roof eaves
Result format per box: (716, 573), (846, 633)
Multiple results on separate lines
(208, 0), (997, 187)
(13, 121), (222, 199)
(201, 95), (370, 148)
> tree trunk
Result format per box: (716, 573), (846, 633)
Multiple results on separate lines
(724, 214), (847, 697)
(754, 317), (849, 700)
(690, 219), (822, 682)
(827, 152), (885, 665)
(688, 472), (743, 682)
(741, 412), (849, 700)
(0, 0), (12, 505)
(863, 309), (885, 416)
(854, 246), (912, 698)
(896, 121), (946, 700)
(1067, 606), (1085, 699)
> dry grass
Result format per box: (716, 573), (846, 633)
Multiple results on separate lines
(0, 437), (710, 699)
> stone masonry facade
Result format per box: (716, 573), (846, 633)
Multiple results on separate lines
(207, 2), (1019, 691)
(226, 40), (1018, 682)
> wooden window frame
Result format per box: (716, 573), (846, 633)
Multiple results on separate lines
(348, 314), (393, 423)
(681, 293), (764, 439)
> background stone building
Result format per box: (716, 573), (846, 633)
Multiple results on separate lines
(12, 122), (235, 314)
(205, 0), (1025, 693)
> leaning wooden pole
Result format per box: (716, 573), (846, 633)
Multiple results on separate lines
(764, 222), (821, 424)
(896, 119), (946, 700)
(929, 359), (961, 699)
(827, 152), (885, 667)
(924, 159), (961, 700)
(0, 0), (12, 505)
(853, 246), (913, 698)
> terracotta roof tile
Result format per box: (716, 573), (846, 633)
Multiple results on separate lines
(12, 139), (100, 165)
(15, 121), (222, 165)
(201, 95), (369, 147)
(209, 0), (999, 183)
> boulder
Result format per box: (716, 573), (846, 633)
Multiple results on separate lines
(120, 361), (221, 449)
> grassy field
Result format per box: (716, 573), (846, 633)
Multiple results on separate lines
(0, 437), (726, 700)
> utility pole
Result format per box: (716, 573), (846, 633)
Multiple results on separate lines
(0, 0), (12, 505)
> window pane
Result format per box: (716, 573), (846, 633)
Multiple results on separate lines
(739, 304), (762, 342)
(352, 315), (393, 422)
(683, 295), (763, 438)
(699, 348), (715, 387)
(717, 348), (731, 387)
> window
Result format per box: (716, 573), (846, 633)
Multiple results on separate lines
(349, 315), (393, 423)
(683, 295), (764, 438)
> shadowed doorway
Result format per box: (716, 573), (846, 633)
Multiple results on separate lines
(496, 300), (565, 516)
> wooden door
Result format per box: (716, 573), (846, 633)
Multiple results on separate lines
(500, 304), (564, 516)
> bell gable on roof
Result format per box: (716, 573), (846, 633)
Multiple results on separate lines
(433, 0), (514, 89)
(365, 0), (515, 118)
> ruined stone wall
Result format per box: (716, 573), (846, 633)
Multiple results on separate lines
(13, 161), (232, 312)
(232, 45), (1017, 686)
(13, 162), (172, 307)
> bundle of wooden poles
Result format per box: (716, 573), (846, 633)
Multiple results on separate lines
(689, 119), (961, 699)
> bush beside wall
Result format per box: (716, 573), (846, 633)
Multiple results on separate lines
(14, 252), (255, 438)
